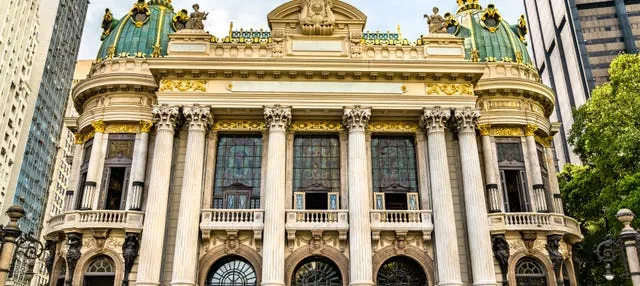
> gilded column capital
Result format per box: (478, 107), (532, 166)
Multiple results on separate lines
(152, 105), (180, 131)
(454, 108), (480, 134)
(92, 120), (106, 133)
(524, 124), (538, 136)
(342, 106), (371, 132)
(264, 105), (292, 131)
(183, 105), (213, 132)
(478, 124), (491, 136)
(420, 106), (451, 133)
(140, 120), (154, 133)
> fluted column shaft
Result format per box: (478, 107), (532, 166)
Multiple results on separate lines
(261, 106), (291, 286)
(171, 106), (212, 286)
(66, 142), (84, 211)
(479, 125), (502, 213)
(80, 120), (106, 210)
(421, 107), (462, 286)
(455, 109), (497, 286)
(344, 107), (374, 286)
(136, 105), (179, 286)
(544, 146), (564, 214)
(127, 121), (153, 211)
(524, 125), (548, 212)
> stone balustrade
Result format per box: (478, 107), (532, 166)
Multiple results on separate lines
(488, 212), (583, 242)
(43, 210), (145, 237)
(370, 210), (434, 245)
(200, 209), (265, 231)
(285, 210), (349, 252)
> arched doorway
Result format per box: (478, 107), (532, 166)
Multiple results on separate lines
(83, 255), (115, 286)
(206, 256), (257, 286)
(515, 257), (548, 286)
(291, 256), (342, 286)
(376, 256), (428, 286)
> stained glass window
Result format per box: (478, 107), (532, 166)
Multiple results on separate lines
(293, 136), (340, 192)
(371, 137), (418, 193)
(377, 257), (427, 286)
(206, 256), (257, 286)
(497, 142), (524, 165)
(86, 256), (115, 273)
(516, 257), (548, 286)
(213, 135), (262, 209)
(292, 256), (342, 286)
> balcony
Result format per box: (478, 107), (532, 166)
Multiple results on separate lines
(285, 210), (349, 251)
(488, 212), (583, 242)
(44, 210), (145, 237)
(200, 209), (264, 245)
(370, 210), (433, 245)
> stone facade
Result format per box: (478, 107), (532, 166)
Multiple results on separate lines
(42, 1), (582, 286)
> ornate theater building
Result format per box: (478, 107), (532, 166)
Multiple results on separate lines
(42, 0), (583, 285)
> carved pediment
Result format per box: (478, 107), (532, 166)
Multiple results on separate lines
(267, 0), (367, 37)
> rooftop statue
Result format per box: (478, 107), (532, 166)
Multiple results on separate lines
(425, 7), (447, 34)
(185, 4), (208, 30)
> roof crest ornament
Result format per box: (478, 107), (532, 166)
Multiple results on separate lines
(456, 0), (482, 13)
(299, 0), (336, 35)
(101, 8), (115, 41)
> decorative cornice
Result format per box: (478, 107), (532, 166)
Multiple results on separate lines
(140, 121), (154, 133)
(213, 120), (264, 131)
(454, 108), (480, 134)
(92, 120), (106, 133)
(159, 80), (207, 92)
(426, 83), (474, 96)
(420, 107), (451, 133)
(183, 105), (213, 132)
(264, 105), (291, 131)
(490, 127), (524, 137)
(525, 124), (538, 136)
(105, 123), (141, 134)
(290, 121), (344, 132)
(478, 124), (491, 136)
(368, 121), (420, 133)
(153, 105), (180, 131)
(342, 106), (371, 132)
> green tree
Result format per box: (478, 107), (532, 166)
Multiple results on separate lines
(560, 54), (640, 285)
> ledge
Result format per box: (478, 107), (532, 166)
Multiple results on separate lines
(488, 212), (583, 243)
(44, 210), (144, 238)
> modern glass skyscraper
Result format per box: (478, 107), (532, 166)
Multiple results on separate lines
(13, 0), (89, 235)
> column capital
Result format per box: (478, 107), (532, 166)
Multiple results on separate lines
(152, 105), (180, 131)
(478, 124), (491, 136)
(92, 120), (106, 133)
(342, 106), (371, 132)
(454, 108), (480, 134)
(140, 120), (154, 133)
(183, 105), (213, 132)
(420, 106), (451, 133)
(525, 123), (538, 136)
(264, 105), (292, 131)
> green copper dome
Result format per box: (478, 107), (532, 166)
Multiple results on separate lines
(448, 1), (532, 65)
(97, 0), (177, 60)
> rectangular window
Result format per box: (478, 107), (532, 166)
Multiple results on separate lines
(497, 141), (530, 212)
(213, 135), (263, 209)
(292, 135), (340, 210)
(371, 136), (419, 210)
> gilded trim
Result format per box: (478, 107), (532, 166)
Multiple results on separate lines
(75, 130), (96, 144)
(213, 120), (264, 131)
(140, 121), (154, 133)
(501, 20), (519, 63)
(426, 83), (474, 96)
(152, 8), (166, 58)
(478, 124), (491, 136)
(108, 14), (132, 59)
(535, 134), (553, 148)
(368, 121), (420, 132)
(92, 120), (107, 133)
(160, 80), (207, 92)
(105, 123), (141, 134)
(524, 124), (538, 136)
(290, 120), (344, 132)
(490, 127), (524, 137)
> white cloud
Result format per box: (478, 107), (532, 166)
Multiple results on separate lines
(77, 0), (524, 59)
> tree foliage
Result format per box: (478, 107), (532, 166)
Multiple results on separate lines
(560, 54), (640, 285)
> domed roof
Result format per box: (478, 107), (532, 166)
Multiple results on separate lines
(448, 1), (532, 65)
(97, 0), (177, 60)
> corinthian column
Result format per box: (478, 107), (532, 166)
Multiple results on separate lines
(420, 107), (462, 286)
(454, 108), (497, 286)
(171, 106), (212, 286)
(65, 140), (84, 211)
(478, 124), (502, 213)
(343, 107), (374, 286)
(127, 121), (153, 211)
(80, 120), (106, 210)
(524, 124), (548, 213)
(261, 105), (291, 286)
(136, 105), (179, 286)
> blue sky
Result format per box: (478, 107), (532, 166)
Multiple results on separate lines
(77, 0), (525, 59)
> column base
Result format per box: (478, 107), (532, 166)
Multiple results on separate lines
(261, 281), (285, 286)
(349, 280), (374, 286)
(171, 282), (196, 286)
(438, 281), (463, 286)
(135, 282), (160, 286)
(472, 281), (499, 286)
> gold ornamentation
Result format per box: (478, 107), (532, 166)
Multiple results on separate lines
(290, 121), (344, 132)
(74, 133), (84, 144)
(106, 46), (116, 59)
(535, 134), (553, 147)
(105, 123), (140, 134)
(490, 127), (524, 137)
(129, 0), (151, 28)
(212, 120), (264, 131)
(480, 4), (503, 33)
(517, 15), (528, 42)
(426, 83), (474, 96)
(151, 44), (161, 58)
(368, 121), (421, 132)
(172, 9), (189, 31)
(92, 120), (107, 133)
(74, 130), (96, 144)
(515, 51), (524, 64)
(477, 124), (491, 136)
(471, 49), (480, 62)
(101, 9), (114, 41)
(159, 80), (207, 92)
(140, 121), (154, 133)
(525, 124), (538, 136)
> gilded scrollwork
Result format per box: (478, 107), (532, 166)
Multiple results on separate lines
(290, 120), (344, 132)
(213, 120), (265, 131)
(368, 121), (420, 132)
(159, 80), (207, 92)
(92, 120), (107, 133)
(426, 83), (474, 96)
(525, 124), (538, 136)
(477, 124), (491, 136)
(490, 127), (523, 137)
(535, 134), (553, 147)
(105, 123), (141, 134)
(140, 120), (154, 133)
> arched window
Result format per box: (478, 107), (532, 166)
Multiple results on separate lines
(515, 257), (548, 286)
(292, 256), (342, 286)
(206, 256), (257, 286)
(376, 256), (427, 286)
(83, 256), (115, 286)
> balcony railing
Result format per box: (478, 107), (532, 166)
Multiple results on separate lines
(43, 210), (145, 237)
(370, 210), (434, 245)
(200, 209), (264, 231)
(488, 212), (583, 242)
(285, 210), (349, 231)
